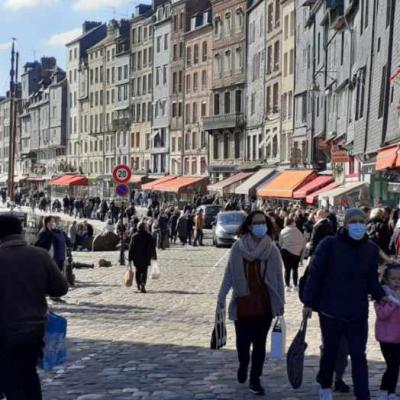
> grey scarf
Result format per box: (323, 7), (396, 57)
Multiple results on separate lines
(237, 234), (273, 262)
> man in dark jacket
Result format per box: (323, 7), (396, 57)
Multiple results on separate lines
(303, 208), (386, 400)
(308, 209), (334, 256)
(366, 208), (391, 254)
(35, 215), (55, 251)
(128, 222), (156, 293)
(0, 215), (68, 400)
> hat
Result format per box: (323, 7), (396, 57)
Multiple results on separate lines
(343, 208), (367, 226)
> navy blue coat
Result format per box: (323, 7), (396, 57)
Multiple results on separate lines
(303, 229), (385, 321)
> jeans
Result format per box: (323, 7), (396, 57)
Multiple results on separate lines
(135, 266), (148, 289)
(380, 342), (400, 393)
(281, 249), (300, 287)
(318, 314), (369, 400)
(0, 326), (44, 400)
(193, 230), (203, 246)
(234, 312), (273, 384)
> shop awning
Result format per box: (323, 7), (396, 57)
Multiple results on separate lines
(141, 175), (177, 191)
(154, 176), (206, 193)
(50, 175), (88, 186)
(293, 175), (334, 199)
(318, 182), (366, 203)
(235, 169), (276, 195)
(305, 181), (339, 204)
(258, 170), (316, 198)
(376, 146), (399, 171)
(207, 172), (253, 195)
(26, 176), (46, 182)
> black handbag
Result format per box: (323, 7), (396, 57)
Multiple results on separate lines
(287, 317), (308, 389)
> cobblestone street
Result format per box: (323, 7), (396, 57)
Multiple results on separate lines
(36, 229), (388, 400)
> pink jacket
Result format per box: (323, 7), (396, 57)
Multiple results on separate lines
(375, 295), (400, 344)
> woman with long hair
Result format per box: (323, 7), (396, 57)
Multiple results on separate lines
(217, 210), (285, 395)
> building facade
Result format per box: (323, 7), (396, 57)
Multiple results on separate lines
(204, 0), (246, 182)
(183, 10), (212, 176)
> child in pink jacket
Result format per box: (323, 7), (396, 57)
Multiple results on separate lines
(375, 264), (400, 400)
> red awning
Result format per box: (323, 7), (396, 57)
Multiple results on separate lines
(154, 176), (206, 193)
(376, 146), (399, 171)
(50, 175), (88, 186)
(141, 175), (177, 191)
(293, 175), (334, 199)
(305, 181), (340, 204)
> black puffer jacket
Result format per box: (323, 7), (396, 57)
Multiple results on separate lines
(367, 217), (391, 254)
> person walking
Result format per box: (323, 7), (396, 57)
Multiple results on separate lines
(177, 212), (189, 245)
(303, 208), (387, 400)
(217, 211), (285, 396)
(128, 221), (157, 293)
(169, 209), (180, 245)
(68, 221), (77, 251)
(279, 214), (305, 291)
(0, 215), (68, 400)
(193, 209), (204, 246)
(375, 264), (400, 400)
(307, 209), (334, 257)
(35, 216), (55, 252)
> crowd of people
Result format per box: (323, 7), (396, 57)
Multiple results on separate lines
(2, 190), (400, 400)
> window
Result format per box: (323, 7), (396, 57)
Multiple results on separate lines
(186, 46), (192, 66)
(202, 41), (208, 61)
(223, 135), (229, 159)
(284, 52), (288, 77)
(224, 91), (231, 114)
(156, 67), (160, 85)
(214, 17), (221, 38)
(341, 32), (345, 65)
(201, 101), (207, 117)
(172, 102), (177, 117)
(157, 36), (161, 53)
(214, 54), (221, 78)
(179, 70), (183, 92)
(235, 8), (243, 33)
(281, 93), (287, 119)
(192, 102), (198, 122)
(275, 0), (280, 26)
(267, 46), (272, 74)
(186, 104), (190, 123)
(235, 47), (242, 72)
(213, 135), (219, 159)
(288, 91), (293, 118)
(224, 12), (232, 36)
(192, 132), (197, 150)
(317, 32), (321, 64)
(378, 65), (387, 118)
(386, 0), (391, 27)
(290, 11), (295, 36)
(173, 72), (178, 93)
(163, 65), (167, 84)
(289, 49), (294, 74)
(214, 93), (220, 115)
(173, 44), (178, 60)
(273, 83), (279, 112)
(274, 41), (280, 71)
(193, 72), (198, 91)
(284, 15), (289, 39)
(235, 90), (242, 113)
(268, 3), (273, 32)
(164, 33), (168, 50)
(234, 132), (240, 159)
(202, 70), (207, 89)
(251, 93), (255, 115)
(194, 44), (199, 64)
(186, 74), (191, 93)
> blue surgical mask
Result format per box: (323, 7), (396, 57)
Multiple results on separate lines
(347, 223), (366, 241)
(251, 224), (268, 238)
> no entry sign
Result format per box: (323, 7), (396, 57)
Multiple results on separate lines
(115, 183), (129, 197)
(112, 164), (131, 184)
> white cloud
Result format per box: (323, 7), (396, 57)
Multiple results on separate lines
(72, 0), (130, 11)
(2, 0), (59, 11)
(47, 28), (81, 46)
(0, 42), (11, 52)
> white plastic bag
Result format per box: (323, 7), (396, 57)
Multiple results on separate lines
(270, 316), (286, 360)
(150, 260), (160, 280)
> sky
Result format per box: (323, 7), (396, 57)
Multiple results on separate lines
(0, 0), (148, 95)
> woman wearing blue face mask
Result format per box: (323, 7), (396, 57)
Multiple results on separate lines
(302, 208), (387, 400)
(217, 211), (285, 396)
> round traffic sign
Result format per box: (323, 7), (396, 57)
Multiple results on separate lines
(115, 183), (129, 197)
(112, 164), (131, 184)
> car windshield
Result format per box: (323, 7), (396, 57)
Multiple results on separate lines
(218, 213), (245, 225)
(205, 206), (220, 215)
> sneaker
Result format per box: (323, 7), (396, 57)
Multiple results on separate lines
(378, 392), (388, 400)
(319, 388), (333, 400)
(388, 394), (398, 400)
(237, 365), (248, 384)
(334, 380), (350, 393)
(249, 381), (265, 396)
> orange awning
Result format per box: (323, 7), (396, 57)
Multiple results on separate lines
(376, 146), (399, 171)
(258, 170), (316, 198)
(141, 175), (176, 191)
(154, 176), (206, 193)
(293, 175), (334, 199)
(305, 181), (340, 204)
(50, 175), (88, 186)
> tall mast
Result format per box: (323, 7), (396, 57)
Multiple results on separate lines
(7, 39), (16, 201)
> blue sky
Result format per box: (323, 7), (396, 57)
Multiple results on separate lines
(0, 0), (147, 95)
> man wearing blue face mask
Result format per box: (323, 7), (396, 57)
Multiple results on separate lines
(303, 208), (387, 400)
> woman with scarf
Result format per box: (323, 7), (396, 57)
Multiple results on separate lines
(217, 210), (285, 396)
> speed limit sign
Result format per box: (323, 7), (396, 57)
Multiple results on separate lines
(112, 164), (132, 184)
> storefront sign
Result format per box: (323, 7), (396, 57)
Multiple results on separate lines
(388, 182), (400, 193)
(331, 145), (350, 163)
(207, 164), (238, 173)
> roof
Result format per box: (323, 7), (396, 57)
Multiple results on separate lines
(235, 168), (276, 195)
(258, 170), (316, 199)
(207, 172), (253, 195)
(66, 24), (105, 47)
(293, 175), (334, 199)
(153, 176), (206, 193)
(141, 175), (177, 191)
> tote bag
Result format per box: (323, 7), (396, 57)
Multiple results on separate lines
(38, 312), (67, 371)
(210, 303), (227, 350)
(270, 316), (286, 360)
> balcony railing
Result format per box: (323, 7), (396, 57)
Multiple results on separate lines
(203, 113), (245, 131)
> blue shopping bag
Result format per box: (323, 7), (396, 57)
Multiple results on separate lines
(38, 311), (67, 371)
